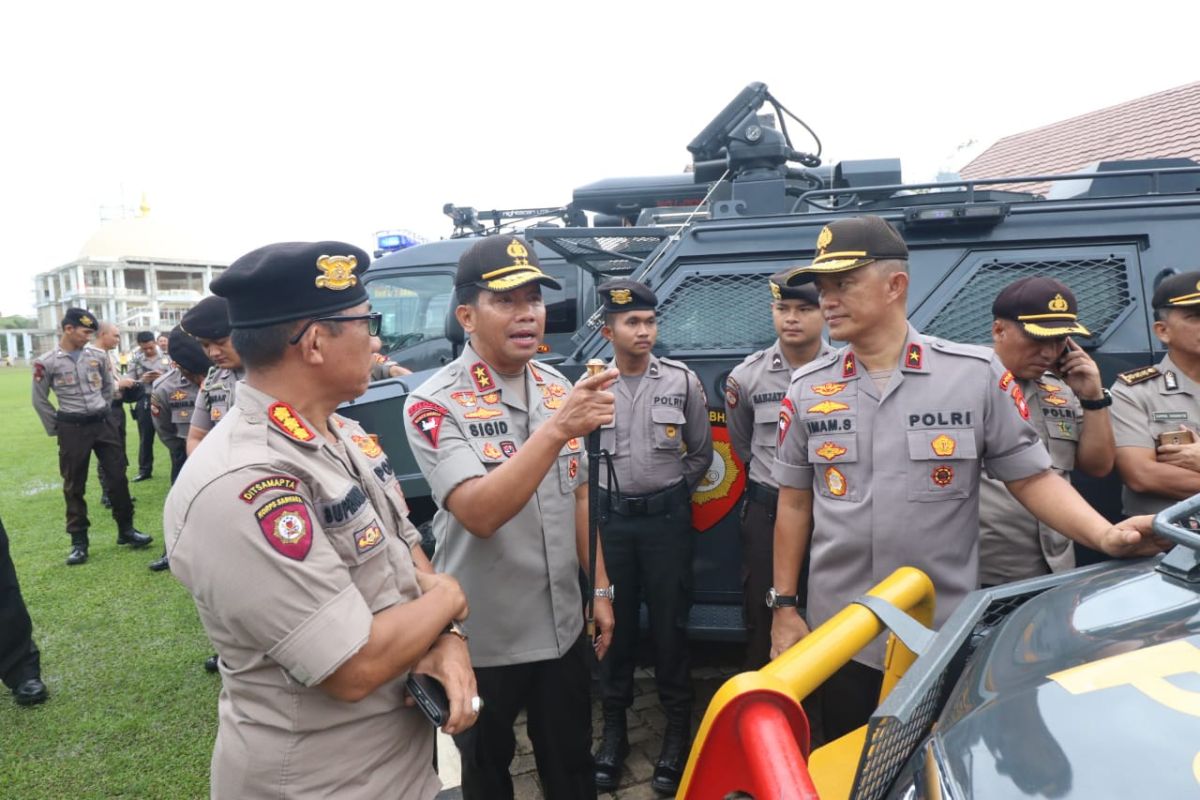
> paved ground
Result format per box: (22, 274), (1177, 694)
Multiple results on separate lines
(436, 642), (744, 799)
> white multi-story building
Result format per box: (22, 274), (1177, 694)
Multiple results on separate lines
(32, 209), (228, 353)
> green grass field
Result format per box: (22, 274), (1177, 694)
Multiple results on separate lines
(0, 366), (219, 799)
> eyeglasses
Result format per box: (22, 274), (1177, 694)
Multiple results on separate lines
(289, 312), (382, 345)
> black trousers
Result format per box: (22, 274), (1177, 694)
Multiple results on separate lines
(96, 403), (126, 495)
(598, 486), (694, 718)
(164, 438), (187, 483)
(0, 515), (40, 690)
(59, 418), (133, 538)
(134, 399), (155, 475)
(805, 660), (883, 747)
(739, 491), (811, 671)
(455, 635), (595, 800)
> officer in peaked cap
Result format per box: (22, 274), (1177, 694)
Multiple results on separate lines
(166, 241), (477, 799)
(181, 295), (245, 456)
(32, 308), (152, 565)
(724, 271), (831, 671)
(1111, 270), (1200, 516)
(979, 276), (1115, 586)
(590, 277), (712, 794)
(406, 235), (618, 800)
(770, 215), (1165, 745)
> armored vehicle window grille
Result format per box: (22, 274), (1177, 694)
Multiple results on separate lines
(853, 669), (954, 800)
(923, 256), (1131, 344)
(656, 272), (777, 351)
(525, 230), (669, 276)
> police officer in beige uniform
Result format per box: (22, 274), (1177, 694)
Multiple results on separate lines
(165, 241), (477, 800)
(182, 296), (246, 456)
(770, 216), (1165, 743)
(590, 278), (712, 795)
(979, 277), (1115, 586)
(128, 331), (171, 480)
(33, 308), (152, 565)
(725, 272), (832, 670)
(406, 235), (617, 800)
(1112, 271), (1200, 515)
(93, 321), (137, 508)
(147, 327), (212, 573)
(370, 351), (412, 380)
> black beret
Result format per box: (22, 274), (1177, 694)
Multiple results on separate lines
(181, 296), (232, 341)
(1152, 270), (1200, 310)
(455, 236), (562, 292)
(166, 326), (211, 376)
(993, 276), (1090, 338)
(769, 270), (819, 304)
(135, 331), (155, 344)
(211, 241), (371, 328)
(597, 279), (657, 312)
(786, 215), (909, 284)
(62, 307), (98, 331)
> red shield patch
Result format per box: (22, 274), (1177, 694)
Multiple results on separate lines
(724, 376), (739, 409)
(408, 401), (448, 448)
(778, 398), (795, 446)
(500, 440), (518, 457)
(1011, 385), (1030, 420)
(691, 420), (747, 533)
(255, 495), (313, 561)
(34, 362), (45, 382)
(568, 457), (578, 479)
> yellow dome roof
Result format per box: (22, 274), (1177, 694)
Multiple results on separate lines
(77, 216), (216, 262)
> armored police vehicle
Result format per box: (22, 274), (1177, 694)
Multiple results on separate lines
(341, 81), (1200, 639)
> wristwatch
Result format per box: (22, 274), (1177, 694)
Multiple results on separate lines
(765, 587), (801, 608)
(442, 620), (468, 642)
(594, 585), (616, 601)
(1079, 388), (1113, 410)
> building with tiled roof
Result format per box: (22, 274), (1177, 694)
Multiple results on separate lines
(960, 81), (1200, 195)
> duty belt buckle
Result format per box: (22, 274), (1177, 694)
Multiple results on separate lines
(627, 497), (647, 515)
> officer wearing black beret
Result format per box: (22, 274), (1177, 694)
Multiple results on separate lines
(591, 278), (712, 794)
(1111, 270), (1200, 516)
(128, 330), (170, 481)
(32, 308), (151, 565)
(181, 295), (245, 456)
(166, 241), (478, 798)
(724, 271), (830, 671)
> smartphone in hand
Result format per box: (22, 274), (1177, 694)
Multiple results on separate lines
(1157, 429), (1197, 447)
(406, 673), (450, 727)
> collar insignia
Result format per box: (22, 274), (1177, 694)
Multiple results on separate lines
(267, 402), (316, 442)
(1165, 371), (1180, 391)
(906, 343), (923, 369)
(528, 363), (544, 384)
(771, 353), (783, 370)
(470, 361), (494, 392)
(314, 254), (358, 291)
(843, 351), (857, 378)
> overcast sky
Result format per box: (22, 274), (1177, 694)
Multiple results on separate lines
(2, 1), (1197, 316)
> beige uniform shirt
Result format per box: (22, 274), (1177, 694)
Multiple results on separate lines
(150, 369), (200, 445)
(598, 354), (712, 496)
(165, 383), (435, 800)
(128, 348), (171, 383)
(1111, 353), (1200, 515)
(773, 325), (1050, 668)
(405, 342), (584, 668)
(32, 346), (112, 435)
(190, 366), (245, 433)
(726, 340), (835, 489)
(978, 370), (1079, 585)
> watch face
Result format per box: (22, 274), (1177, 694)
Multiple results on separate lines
(765, 588), (777, 608)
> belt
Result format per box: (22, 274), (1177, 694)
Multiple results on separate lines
(746, 480), (779, 509)
(600, 481), (688, 517)
(56, 411), (107, 424)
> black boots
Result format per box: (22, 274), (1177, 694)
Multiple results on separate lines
(594, 707), (630, 792)
(13, 677), (48, 706)
(66, 534), (88, 566)
(651, 714), (690, 795)
(116, 527), (152, 548)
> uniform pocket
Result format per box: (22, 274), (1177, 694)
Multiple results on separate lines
(1044, 419), (1078, 472)
(810, 434), (860, 502)
(751, 404), (780, 449)
(906, 429), (978, 502)
(652, 406), (686, 450)
(558, 452), (582, 493)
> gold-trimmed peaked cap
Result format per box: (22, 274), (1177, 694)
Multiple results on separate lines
(785, 215), (909, 284)
(598, 278), (657, 312)
(1152, 270), (1200, 310)
(211, 241), (371, 329)
(992, 276), (1091, 338)
(768, 270), (819, 304)
(455, 235), (562, 293)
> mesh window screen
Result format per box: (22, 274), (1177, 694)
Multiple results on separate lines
(923, 255), (1132, 344)
(656, 272), (776, 351)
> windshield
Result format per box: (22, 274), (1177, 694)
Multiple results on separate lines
(367, 273), (455, 353)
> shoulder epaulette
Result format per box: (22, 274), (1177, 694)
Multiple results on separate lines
(739, 349), (769, 368)
(927, 338), (993, 362)
(656, 356), (693, 373)
(1117, 365), (1160, 386)
(531, 358), (569, 383)
(791, 348), (840, 380)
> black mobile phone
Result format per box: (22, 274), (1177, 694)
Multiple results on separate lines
(406, 673), (450, 727)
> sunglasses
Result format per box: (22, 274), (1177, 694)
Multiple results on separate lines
(289, 312), (382, 345)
